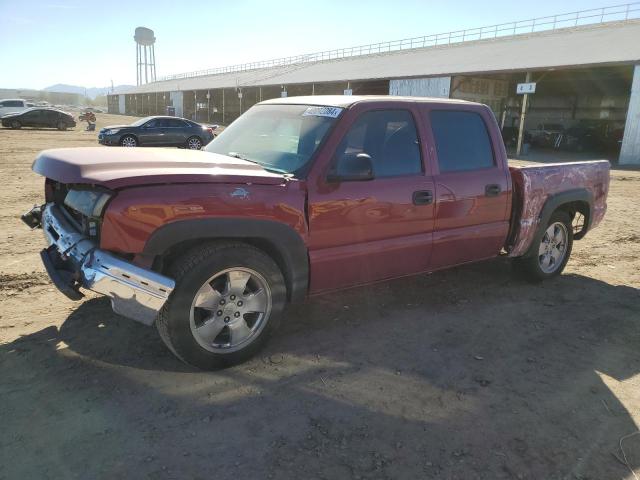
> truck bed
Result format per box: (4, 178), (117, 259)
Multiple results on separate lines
(507, 160), (610, 257)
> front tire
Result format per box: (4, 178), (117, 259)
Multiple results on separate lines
(514, 211), (573, 282)
(57, 121), (67, 131)
(10, 120), (21, 129)
(157, 242), (286, 369)
(120, 135), (137, 147)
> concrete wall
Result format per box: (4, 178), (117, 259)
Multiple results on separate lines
(620, 65), (640, 165)
(170, 91), (184, 118)
(389, 77), (451, 97)
(450, 76), (509, 117)
(118, 95), (125, 115)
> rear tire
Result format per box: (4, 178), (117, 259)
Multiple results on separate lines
(120, 135), (137, 147)
(156, 242), (286, 370)
(186, 136), (203, 150)
(10, 120), (21, 129)
(513, 211), (573, 282)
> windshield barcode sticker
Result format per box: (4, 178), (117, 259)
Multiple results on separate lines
(302, 106), (343, 118)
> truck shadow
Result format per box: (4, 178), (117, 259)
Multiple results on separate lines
(1, 259), (639, 479)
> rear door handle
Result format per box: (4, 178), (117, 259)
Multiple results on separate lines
(485, 184), (501, 197)
(413, 190), (433, 205)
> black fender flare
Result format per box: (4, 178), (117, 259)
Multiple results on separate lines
(525, 188), (593, 257)
(143, 218), (309, 303)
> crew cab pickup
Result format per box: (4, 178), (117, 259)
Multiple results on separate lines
(22, 96), (610, 369)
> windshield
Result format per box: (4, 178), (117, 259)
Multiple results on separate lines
(204, 104), (342, 175)
(131, 116), (155, 127)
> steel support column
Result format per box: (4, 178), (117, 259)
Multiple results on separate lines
(620, 64), (640, 164)
(516, 72), (532, 157)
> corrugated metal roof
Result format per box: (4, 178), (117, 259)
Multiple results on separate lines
(118, 20), (640, 95)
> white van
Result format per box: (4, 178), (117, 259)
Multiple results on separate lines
(0, 99), (29, 117)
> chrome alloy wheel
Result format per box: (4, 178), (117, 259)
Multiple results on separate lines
(189, 268), (272, 353)
(187, 137), (202, 149)
(538, 222), (568, 274)
(121, 136), (137, 147)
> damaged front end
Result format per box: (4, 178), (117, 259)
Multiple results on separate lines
(21, 202), (175, 326)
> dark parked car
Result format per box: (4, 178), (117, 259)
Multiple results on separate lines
(98, 116), (216, 149)
(559, 120), (625, 153)
(530, 123), (565, 148)
(1, 108), (76, 131)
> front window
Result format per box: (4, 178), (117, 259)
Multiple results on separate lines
(331, 109), (422, 178)
(204, 104), (342, 175)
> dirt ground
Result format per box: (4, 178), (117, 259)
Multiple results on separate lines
(0, 114), (639, 480)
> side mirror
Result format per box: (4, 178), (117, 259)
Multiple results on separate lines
(327, 153), (374, 182)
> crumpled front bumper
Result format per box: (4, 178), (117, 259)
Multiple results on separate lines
(29, 203), (174, 325)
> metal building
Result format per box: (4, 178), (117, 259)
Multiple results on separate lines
(108, 4), (640, 164)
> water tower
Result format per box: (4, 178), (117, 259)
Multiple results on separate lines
(134, 27), (156, 85)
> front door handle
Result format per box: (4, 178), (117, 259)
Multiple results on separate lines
(485, 184), (501, 197)
(413, 190), (433, 205)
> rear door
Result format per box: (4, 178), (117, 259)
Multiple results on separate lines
(165, 118), (190, 146)
(42, 110), (59, 128)
(307, 104), (436, 293)
(420, 105), (511, 270)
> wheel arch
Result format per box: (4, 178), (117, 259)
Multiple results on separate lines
(525, 188), (593, 257)
(143, 218), (309, 303)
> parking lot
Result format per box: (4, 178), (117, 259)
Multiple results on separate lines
(0, 114), (639, 479)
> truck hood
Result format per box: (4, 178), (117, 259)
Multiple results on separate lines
(32, 147), (287, 189)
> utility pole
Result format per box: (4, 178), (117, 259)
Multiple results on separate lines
(516, 71), (532, 157)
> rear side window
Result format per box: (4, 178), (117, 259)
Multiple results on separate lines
(430, 110), (494, 172)
(1, 100), (25, 107)
(334, 110), (422, 178)
(166, 119), (188, 128)
(43, 110), (59, 120)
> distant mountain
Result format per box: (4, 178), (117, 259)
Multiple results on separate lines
(43, 84), (135, 99)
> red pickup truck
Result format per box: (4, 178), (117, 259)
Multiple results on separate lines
(23, 96), (610, 369)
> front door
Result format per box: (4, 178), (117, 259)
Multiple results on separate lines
(21, 110), (43, 128)
(307, 107), (435, 293)
(421, 106), (511, 270)
(137, 118), (165, 145)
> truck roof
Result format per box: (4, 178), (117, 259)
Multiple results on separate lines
(259, 95), (478, 108)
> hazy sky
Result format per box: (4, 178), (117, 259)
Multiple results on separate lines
(0, 0), (619, 89)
